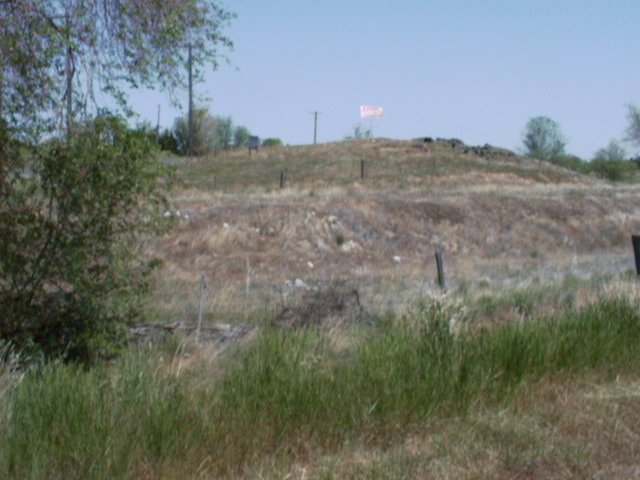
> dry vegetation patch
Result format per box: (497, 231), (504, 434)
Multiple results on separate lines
(149, 147), (640, 319)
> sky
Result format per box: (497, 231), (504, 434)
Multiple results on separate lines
(129, 0), (640, 159)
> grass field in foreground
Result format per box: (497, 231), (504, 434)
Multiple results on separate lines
(2, 291), (640, 479)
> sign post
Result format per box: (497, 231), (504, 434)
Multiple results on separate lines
(248, 136), (260, 155)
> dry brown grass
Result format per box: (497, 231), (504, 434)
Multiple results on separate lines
(148, 139), (640, 322)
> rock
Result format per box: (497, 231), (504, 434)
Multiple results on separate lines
(340, 240), (362, 253)
(294, 278), (311, 289)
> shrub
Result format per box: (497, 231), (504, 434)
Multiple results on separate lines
(0, 116), (170, 363)
(590, 158), (637, 182)
(549, 154), (589, 174)
(261, 137), (283, 148)
(158, 128), (178, 153)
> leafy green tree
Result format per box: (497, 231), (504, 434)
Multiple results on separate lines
(215, 116), (234, 150)
(0, 1), (60, 138)
(625, 104), (640, 153)
(0, 1), (234, 137)
(0, 116), (170, 362)
(170, 112), (252, 154)
(522, 116), (566, 160)
(172, 107), (218, 156)
(233, 125), (251, 148)
(594, 139), (627, 162)
(0, 2), (236, 364)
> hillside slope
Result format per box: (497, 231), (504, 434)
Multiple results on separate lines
(150, 139), (640, 318)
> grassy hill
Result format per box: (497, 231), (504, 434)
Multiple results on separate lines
(150, 138), (640, 322)
(174, 138), (583, 192)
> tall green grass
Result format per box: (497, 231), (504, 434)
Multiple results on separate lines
(216, 297), (640, 440)
(0, 349), (209, 479)
(1, 297), (640, 478)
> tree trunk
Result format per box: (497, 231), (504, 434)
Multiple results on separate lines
(0, 66), (5, 186)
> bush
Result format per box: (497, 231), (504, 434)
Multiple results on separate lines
(261, 137), (283, 148)
(172, 108), (219, 156)
(158, 128), (178, 153)
(590, 158), (637, 182)
(549, 154), (589, 174)
(0, 116), (170, 363)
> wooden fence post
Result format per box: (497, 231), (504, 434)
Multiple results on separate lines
(632, 235), (640, 275)
(435, 248), (447, 291)
(196, 275), (208, 344)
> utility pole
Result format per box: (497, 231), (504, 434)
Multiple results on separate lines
(310, 111), (321, 144)
(188, 43), (194, 157)
(156, 104), (161, 142)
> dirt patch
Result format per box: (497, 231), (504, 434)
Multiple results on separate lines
(272, 282), (371, 328)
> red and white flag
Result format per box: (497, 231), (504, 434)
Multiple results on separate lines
(360, 105), (384, 119)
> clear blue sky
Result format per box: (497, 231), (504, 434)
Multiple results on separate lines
(130, 0), (640, 159)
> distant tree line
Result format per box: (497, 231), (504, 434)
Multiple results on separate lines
(152, 107), (283, 156)
(522, 105), (640, 182)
